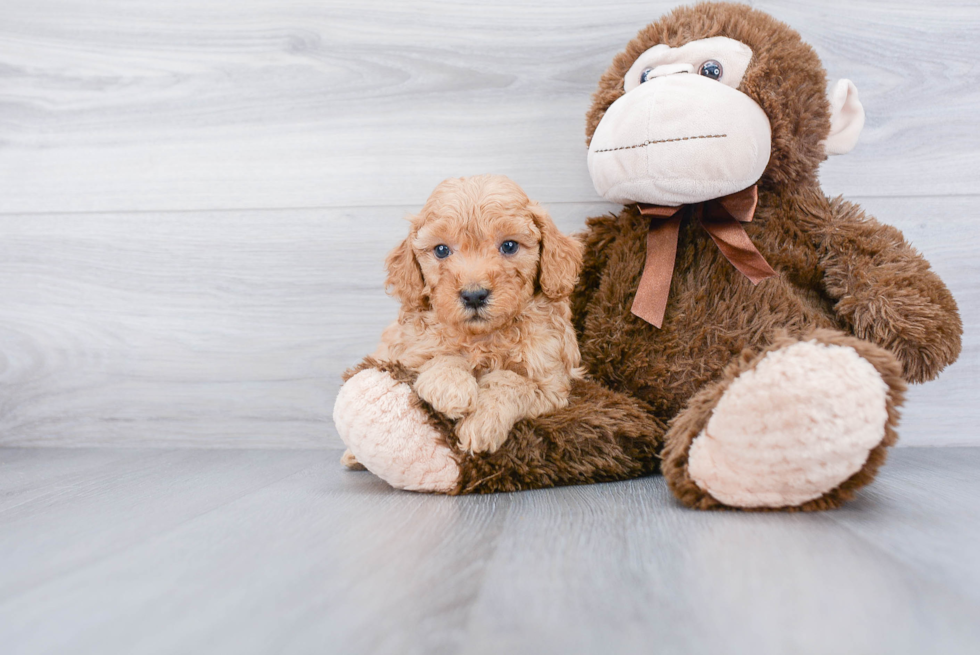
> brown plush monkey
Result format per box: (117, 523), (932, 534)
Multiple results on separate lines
(334, 2), (962, 510)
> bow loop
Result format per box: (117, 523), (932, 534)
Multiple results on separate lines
(713, 185), (759, 223)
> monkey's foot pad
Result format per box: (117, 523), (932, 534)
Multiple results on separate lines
(333, 368), (459, 493)
(688, 340), (890, 508)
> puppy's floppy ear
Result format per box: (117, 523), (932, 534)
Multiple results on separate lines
(528, 201), (583, 300)
(385, 226), (426, 309)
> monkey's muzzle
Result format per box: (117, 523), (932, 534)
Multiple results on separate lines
(588, 74), (771, 207)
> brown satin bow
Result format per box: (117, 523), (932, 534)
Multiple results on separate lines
(631, 185), (776, 328)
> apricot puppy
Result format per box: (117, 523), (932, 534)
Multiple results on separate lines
(374, 174), (584, 454)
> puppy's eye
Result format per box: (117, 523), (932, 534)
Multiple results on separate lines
(639, 67), (655, 84)
(499, 240), (519, 256)
(698, 60), (723, 80)
(433, 244), (451, 259)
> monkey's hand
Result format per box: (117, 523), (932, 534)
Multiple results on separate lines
(413, 356), (478, 419)
(807, 197), (962, 383)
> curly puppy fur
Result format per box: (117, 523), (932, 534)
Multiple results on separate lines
(348, 3), (962, 509)
(377, 174), (584, 454)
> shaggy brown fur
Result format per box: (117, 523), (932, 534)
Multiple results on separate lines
(353, 3), (962, 508)
(378, 174), (584, 454)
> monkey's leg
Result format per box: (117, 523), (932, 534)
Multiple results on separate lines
(662, 329), (906, 511)
(333, 360), (459, 493)
(456, 376), (664, 494)
(333, 359), (664, 494)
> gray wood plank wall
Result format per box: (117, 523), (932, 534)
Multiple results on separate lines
(1, 0), (977, 449)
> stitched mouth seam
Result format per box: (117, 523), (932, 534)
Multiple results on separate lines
(594, 134), (727, 153)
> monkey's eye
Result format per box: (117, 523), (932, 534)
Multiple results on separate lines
(433, 244), (451, 259)
(499, 240), (519, 256)
(639, 67), (655, 84)
(698, 60), (723, 80)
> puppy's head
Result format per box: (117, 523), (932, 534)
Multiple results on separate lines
(386, 174), (583, 333)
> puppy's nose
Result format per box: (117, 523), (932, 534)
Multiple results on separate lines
(460, 288), (490, 309)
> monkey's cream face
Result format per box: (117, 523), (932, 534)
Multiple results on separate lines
(588, 37), (772, 206)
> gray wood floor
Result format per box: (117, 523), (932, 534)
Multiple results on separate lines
(1, 446), (979, 655)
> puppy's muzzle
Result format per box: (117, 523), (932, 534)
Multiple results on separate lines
(460, 288), (490, 310)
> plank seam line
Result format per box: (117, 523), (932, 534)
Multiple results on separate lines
(2, 194), (980, 218)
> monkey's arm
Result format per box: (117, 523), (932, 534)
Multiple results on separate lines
(806, 196), (962, 383)
(570, 212), (621, 338)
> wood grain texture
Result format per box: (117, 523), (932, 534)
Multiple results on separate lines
(1, 446), (978, 654)
(0, 448), (317, 598)
(0, 1), (976, 449)
(0, 197), (975, 448)
(1, 0), (978, 214)
(1, 6), (976, 650)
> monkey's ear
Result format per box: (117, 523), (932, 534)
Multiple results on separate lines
(823, 79), (865, 156)
(528, 202), (583, 300)
(384, 230), (426, 310)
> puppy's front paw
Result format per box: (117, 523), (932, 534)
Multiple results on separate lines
(456, 407), (514, 454)
(414, 366), (478, 419)
(340, 448), (366, 471)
